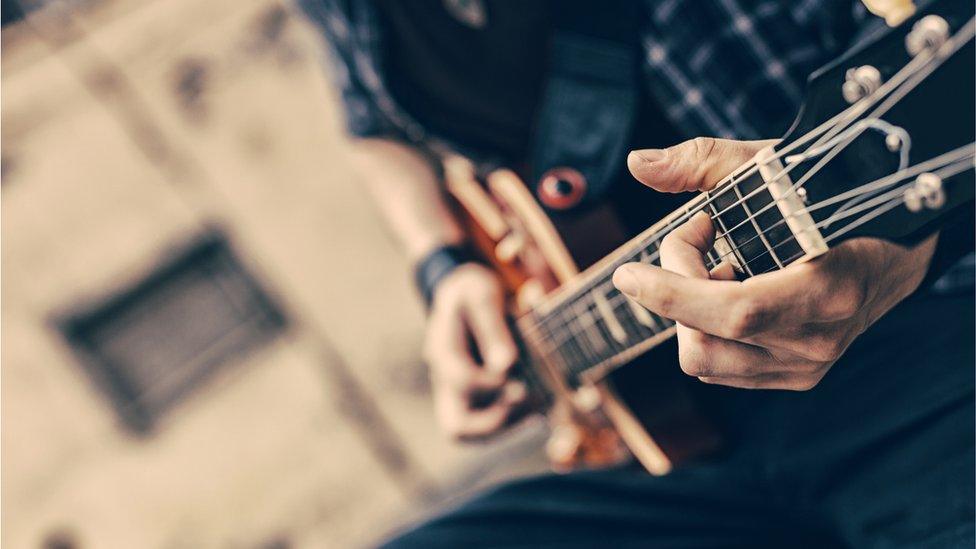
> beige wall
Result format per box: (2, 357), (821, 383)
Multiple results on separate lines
(1, 1), (548, 547)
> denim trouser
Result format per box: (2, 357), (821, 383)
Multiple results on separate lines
(383, 289), (975, 548)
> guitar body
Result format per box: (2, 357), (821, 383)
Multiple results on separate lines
(442, 156), (721, 474)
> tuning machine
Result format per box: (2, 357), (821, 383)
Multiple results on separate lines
(903, 172), (945, 212)
(842, 65), (883, 104)
(905, 15), (950, 57)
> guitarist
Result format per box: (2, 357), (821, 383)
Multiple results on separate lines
(298, 0), (975, 546)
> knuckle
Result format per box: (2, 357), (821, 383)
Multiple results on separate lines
(660, 231), (680, 255)
(655, 287), (678, 317)
(821, 280), (867, 320)
(726, 299), (765, 339)
(809, 338), (846, 362)
(788, 376), (821, 392)
(690, 136), (718, 161)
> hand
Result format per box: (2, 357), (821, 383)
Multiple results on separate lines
(613, 138), (938, 390)
(424, 263), (527, 439)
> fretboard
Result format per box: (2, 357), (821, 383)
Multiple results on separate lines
(517, 167), (805, 385)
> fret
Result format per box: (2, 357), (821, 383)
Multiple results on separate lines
(558, 334), (587, 379)
(592, 311), (623, 357)
(706, 192), (754, 276)
(731, 179), (784, 269)
(554, 312), (596, 379)
(574, 299), (609, 357)
(705, 247), (721, 269)
(709, 176), (777, 274)
(526, 188), (813, 387)
(614, 297), (652, 341)
(593, 290), (627, 344)
(557, 307), (591, 368)
(738, 171), (806, 272)
(626, 293), (657, 329)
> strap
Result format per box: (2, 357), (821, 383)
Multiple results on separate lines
(529, 0), (641, 211)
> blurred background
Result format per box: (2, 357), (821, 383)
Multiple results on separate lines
(1, 0), (551, 546)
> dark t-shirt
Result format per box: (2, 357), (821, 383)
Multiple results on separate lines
(375, 0), (551, 160)
(373, 0), (687, 235)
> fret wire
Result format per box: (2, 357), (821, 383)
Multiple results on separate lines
(732, 180), (784, 269)
(571, 300), (602, 362)
(520, 53), (968, 382)
(707, 192), (755, 277)
(533, 44), (950, 327)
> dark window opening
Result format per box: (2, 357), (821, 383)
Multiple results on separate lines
(58, 231), (287, 434)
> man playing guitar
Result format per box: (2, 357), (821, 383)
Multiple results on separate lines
(299, 0), (974, 546)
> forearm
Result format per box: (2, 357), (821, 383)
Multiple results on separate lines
(348, 138), (465, 263)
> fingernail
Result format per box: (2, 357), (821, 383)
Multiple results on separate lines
(505, 382), (527, 402)
(629, 149), (666, 164)
(612, 265), (639, 297)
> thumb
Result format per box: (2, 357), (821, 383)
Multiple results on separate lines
(627, 138), (776, 193)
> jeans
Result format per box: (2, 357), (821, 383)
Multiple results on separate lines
(383, 289), (975, 548)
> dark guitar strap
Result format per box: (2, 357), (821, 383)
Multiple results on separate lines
(529, 0), (642, 212)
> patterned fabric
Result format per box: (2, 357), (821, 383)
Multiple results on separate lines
(295, 0), (868, 144)
(295, 0), (972, 292)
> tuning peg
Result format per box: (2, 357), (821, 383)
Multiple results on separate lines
(906, 15), (950, 57)
(904, 172), (945, 212)
(842, 65), (883, 104)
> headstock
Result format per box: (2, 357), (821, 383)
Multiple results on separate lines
(772, 1), (974, 250)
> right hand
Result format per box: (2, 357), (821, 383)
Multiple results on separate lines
(424, 263), (528, 441)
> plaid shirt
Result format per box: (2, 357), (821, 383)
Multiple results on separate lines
(296, 0), (972, 289)
(297, 0), (872, 144)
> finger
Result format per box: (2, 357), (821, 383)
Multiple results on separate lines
(709, 260), (737, 281)
(675, 328), (802, 378)
(614, 262), (741, 336)
(463, 296), (519, 374)
(627, 138), (776, 193)
(752, 321), (856, 364)
(699, 370), (825, 391)
(426, 312), (507, 392)
(450, 383), (527, 441)
(658, 210), (715, 279)
(434, 360), (509, 394)
(614, 260), (842, 341)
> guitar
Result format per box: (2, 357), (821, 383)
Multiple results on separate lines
(442, 2), (975, 474)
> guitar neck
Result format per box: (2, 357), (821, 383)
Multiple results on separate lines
(516, 161), (805, 384)
(517, 6), (976, 387)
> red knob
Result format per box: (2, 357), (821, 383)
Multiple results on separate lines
(537, 167), (586, 210)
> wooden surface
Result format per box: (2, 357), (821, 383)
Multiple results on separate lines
(0, 1), (549, 547)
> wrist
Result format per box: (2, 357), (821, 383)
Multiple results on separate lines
(414, 244), (479, 308)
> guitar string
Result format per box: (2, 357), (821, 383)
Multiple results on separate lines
(534, 152), (975, 379)
(524, 180), (910, 349)
(709, 150), (976, 275)
(525, 149), (974, 351)
(528, 21), (976, 338)
(526, 18), (970, 326)
(521, 143), (976, 346)
(688, 145), (976, 274)
(517, 24), (974, 373)
(528, 41), (948, 330)
(522, 151), (974, 352)
(527, 184), (925, 370)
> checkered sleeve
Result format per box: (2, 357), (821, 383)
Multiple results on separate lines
(294, 0), (398, 138)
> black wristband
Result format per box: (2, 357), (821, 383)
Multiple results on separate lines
(414, 244), (478, 308)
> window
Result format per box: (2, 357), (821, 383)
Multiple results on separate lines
(58, 231), (287, 433)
